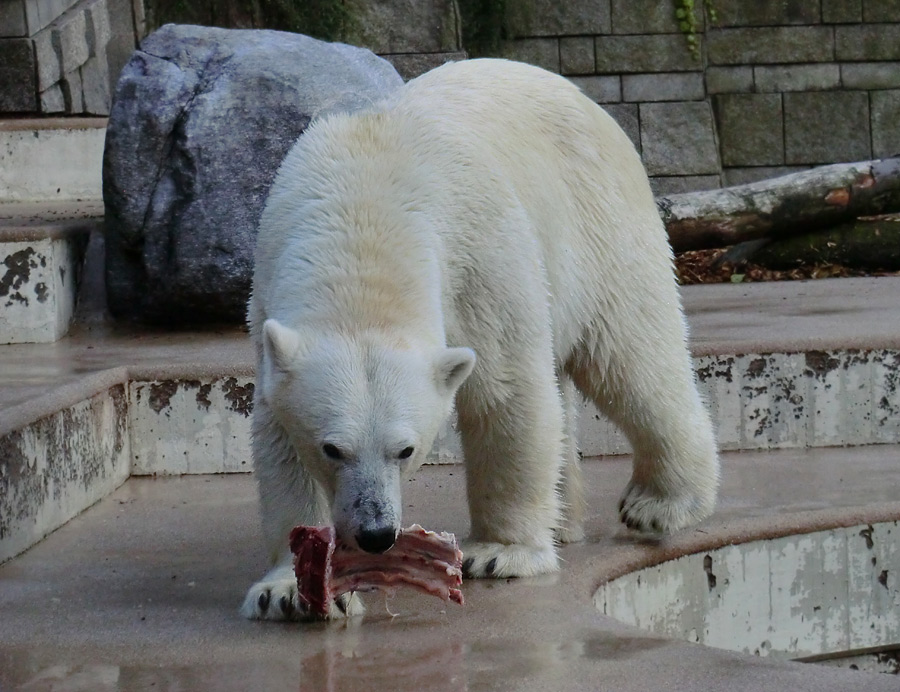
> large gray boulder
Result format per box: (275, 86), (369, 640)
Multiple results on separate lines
(103, 24), (403, 323)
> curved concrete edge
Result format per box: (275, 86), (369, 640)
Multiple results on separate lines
(595, 515), (900, 662)
(582, 502), (900, 589)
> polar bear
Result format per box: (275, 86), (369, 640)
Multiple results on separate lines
(242, 58), (719, 621)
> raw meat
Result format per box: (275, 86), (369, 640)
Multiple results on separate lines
(290, 524), (464, 618)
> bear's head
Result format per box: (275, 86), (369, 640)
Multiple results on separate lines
(259, 318), (475, 554)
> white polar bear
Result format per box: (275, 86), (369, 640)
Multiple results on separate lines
(242, 58), (719, 621)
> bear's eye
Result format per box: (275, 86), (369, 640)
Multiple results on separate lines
(397, 446), (415, 459)
(322, 443), (344, 460)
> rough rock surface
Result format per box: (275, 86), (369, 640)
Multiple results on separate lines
(103, 24), (403, 323)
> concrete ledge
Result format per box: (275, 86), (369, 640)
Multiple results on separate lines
(0, 117), (106, 203)
(0, 199), (104, 234)
(2, 343), (899, 565)
(2, 277), (900, 566)
(0, 220), (93, 343)
(582, 348), (900, 455)
(129, 376), (255, 475)
(0, 383), (130, 563)
(597, 518), (900, 661)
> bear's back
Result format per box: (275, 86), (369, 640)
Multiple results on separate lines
(252, 59), (672, 354)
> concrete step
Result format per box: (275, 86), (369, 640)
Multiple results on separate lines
(0, 118), (105, 203)
(0, 201), (100, 343)
(2, 277), (900, 563)
(0, 117), (106, 344)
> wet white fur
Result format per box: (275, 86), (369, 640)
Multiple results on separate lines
(241, 59), (719, 621)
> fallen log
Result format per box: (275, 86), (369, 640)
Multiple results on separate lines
(748, 213), (900, 271)
(658, 157), (900, 252)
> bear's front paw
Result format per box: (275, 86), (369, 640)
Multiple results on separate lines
(240, 577), (364, 621)
(461, 541), (558, 578)
(618, 480), (715, 534)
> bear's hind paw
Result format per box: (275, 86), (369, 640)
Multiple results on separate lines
(618, 481), (715, 534)
(461, 541), (558, 578)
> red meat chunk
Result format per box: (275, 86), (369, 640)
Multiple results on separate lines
(290, 524), (464, 618)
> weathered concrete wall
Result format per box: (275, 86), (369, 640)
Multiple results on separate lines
(581, 349), (900, 456)
(1, 345), (897, 562)
(0, 384), (131, 563)
(129, 376), (254, 475)
(0, 119), (106, 201)
(597, 521), (900, 661)
(0, 232), (87, 344)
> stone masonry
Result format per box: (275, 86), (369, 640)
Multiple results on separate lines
(0, 0), (142, 115)
(495, 0), (900, 192)
(348, 0), (466, 80)
(2, 0), (900, 186)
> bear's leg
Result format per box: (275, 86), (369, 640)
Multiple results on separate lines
(456, 360), (564, 578)
(557, 376), (585, 543)
(565, 339), (719, 534)
(240, 400), (363, 621)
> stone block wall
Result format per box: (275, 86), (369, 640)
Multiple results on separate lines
(494, 0), (900, 192)
(0, 0), (143, 115)
(350, 0), (466, 80)
(707, 0), (900, 186)
(2, 0), (898, 187)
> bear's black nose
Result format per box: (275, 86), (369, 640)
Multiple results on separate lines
(356, 526), (397, 554)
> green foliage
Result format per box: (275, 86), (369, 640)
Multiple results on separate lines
(457, 0), (507, 57)
(674, 0), (717, 60)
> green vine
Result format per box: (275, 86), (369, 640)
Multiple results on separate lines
(674, 0), (717, 60)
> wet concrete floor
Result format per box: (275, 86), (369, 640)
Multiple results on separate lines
(2, 448), (899, 691)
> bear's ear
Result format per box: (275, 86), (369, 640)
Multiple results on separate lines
(434, 347), (476, 394)
(262, 319), (302, 372)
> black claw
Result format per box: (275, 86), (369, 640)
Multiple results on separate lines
(335, 595), (348, 615)
(279, 595), (295, 618)
(257, 590), (271, 613)
(462, 558), (474, 576)
(618, 498), (625, 512)
(650, 518), (662, 533)
(484, 557), (497, 577)
(625, 516), (636, 530)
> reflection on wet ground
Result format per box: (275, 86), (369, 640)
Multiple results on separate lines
(5, 628), (675, 692)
